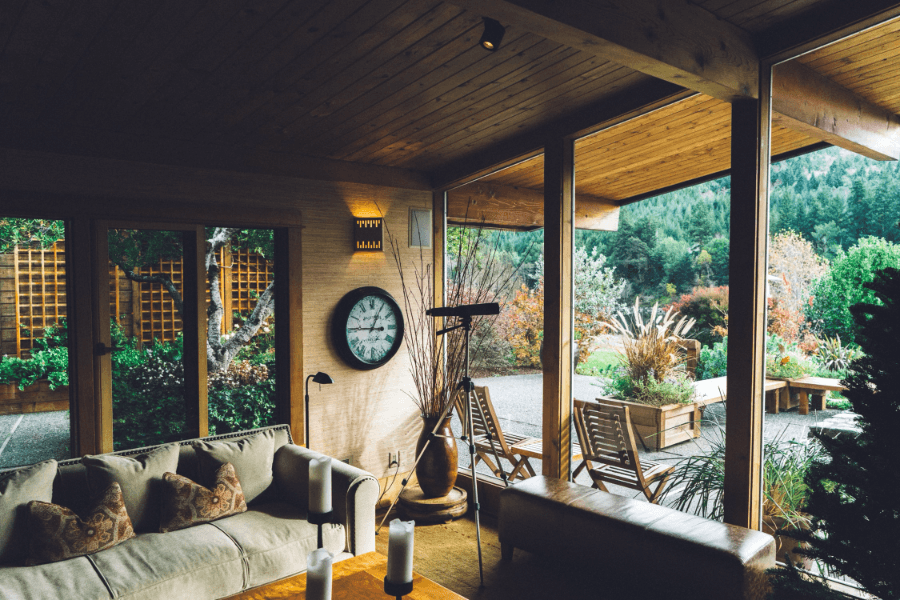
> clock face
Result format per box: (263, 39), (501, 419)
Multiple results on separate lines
(332, 287), (404, 370)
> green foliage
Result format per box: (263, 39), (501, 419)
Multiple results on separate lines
(769, 267), (900, 599)
(806, 237), (900, 343)
(0, 219), (64, 253)
(815, 335), (859, 372)
(696, 337), (728, 380)
(0, 319), (69, 389)
(107, 229), (183, 272)
(208, 378), (275, 435)
(603, 368), (695, 407)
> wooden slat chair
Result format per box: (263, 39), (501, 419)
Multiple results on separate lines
(454, 386), (539, 481)
(573, 398), (674, 503)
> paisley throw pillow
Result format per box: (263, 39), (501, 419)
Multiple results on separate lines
(159, 462), (247, 533)
(28, 482), (135, 565)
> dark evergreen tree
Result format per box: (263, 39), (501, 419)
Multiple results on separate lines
(848, 179), (869, 244)
(768, 267), (900, 599)
(667, 252), (696, 293)
(705, 237), (730, 285)
(688, 202), (716, 249)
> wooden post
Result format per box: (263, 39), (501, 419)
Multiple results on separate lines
(433, 192), (446, 310)
(91, 221), (114, 454)
(274, 227), (304, 445)
(66, 219), (98, 456)
(724, 65), (772, 530)
(542, 137), (575, 480)
(182, 227), (208, 438)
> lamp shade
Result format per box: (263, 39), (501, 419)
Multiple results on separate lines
(311, 372), (333, 385)
(479, 18), (505, 51)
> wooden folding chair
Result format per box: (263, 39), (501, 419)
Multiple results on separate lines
(455, 386), (583, 481)
(573, 398), (674, 503)
(455, 386), (538, 481)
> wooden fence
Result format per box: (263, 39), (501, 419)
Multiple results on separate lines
(1, 241), (273, 358)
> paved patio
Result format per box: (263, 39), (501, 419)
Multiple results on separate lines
(0, 410), (70, 470)
(453, 373), (843, 506)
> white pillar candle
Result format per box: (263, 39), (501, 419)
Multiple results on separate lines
(386, 518), (415, 584)
(309, 456), (332, 514)
(306, 548), (332, 600)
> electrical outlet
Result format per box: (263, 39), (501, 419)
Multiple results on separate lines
(388, 451), (400, 467)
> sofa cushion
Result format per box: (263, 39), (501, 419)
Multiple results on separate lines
(83, 443), (179, 532)
(193, 429), (275, 504)
(0, 459), (57, 564)
(210, 501), (345, 588)
(28, 481), (135, 565)
(0, 556), (112, 600)
(159, 462), (247, 532)
(88, 523), (245, 600)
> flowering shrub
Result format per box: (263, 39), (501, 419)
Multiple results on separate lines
(668, 286), (728, 348)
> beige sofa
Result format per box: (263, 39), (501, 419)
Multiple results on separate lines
(0, 424), (379, 600)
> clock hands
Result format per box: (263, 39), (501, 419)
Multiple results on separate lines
(347, 326), (385, 332)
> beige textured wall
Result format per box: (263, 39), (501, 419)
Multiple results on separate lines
(299, 181), (432, 481)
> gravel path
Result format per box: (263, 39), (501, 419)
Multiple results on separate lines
(0, 410), (70, 470)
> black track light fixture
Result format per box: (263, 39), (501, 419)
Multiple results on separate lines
(479, 18), (505, 51)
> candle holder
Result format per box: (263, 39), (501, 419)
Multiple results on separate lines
(383, 577), (413, 599)
(308, 510), (333, 549)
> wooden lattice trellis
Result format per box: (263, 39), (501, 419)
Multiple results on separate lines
(1, 243), (273, 357)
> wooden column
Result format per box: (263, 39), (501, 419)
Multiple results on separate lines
(66, 219), (98, 456)
(182, 227), (208, 438)
(433, 191), (446, 309)
(91, 221), (114, 454)
(274, 227), (304, 445)
(542, 138), (575, 479)
(724, 65), (772, 530)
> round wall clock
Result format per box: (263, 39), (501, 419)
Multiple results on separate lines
(331, 286), (405, 370)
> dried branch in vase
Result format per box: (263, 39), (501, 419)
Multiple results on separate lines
(387, 219), (527, 418)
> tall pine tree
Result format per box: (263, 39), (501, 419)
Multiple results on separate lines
(768, 267), (900, 599)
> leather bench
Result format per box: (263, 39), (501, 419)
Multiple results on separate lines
(499, 476), (775, 600)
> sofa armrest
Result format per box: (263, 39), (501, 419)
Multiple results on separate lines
(273, 445), (378, 556)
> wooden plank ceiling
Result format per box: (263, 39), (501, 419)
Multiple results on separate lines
(475, 94), (820, 203)
(0, 0), (897, 203)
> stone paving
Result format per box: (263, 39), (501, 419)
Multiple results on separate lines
(453, 373), (843, 505)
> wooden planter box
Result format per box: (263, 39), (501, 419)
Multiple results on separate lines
(598, 396), (701, 451)
(0, 380), (69, 415)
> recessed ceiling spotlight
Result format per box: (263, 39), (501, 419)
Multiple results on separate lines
(480, 18), (505, 51)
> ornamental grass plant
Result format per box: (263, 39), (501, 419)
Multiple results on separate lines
(601, 298), (697, 406)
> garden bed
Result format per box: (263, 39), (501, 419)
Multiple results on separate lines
(0, 380), (68, 414)
(597, 395), (701, 451)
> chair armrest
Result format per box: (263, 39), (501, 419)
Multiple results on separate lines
(273, 444), (379, 556)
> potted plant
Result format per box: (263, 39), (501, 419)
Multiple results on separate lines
(599, 299), (699, 450)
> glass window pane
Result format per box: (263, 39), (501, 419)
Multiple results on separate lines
(108, 228), (187, 450)
(0, 219), (70, 468)
(205, 227), (276, 435)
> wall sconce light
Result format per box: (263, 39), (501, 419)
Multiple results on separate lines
(354, 217), (383, 251)
(479, 18), (505, 51)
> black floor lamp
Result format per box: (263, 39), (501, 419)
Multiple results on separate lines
(305, 372), (333, 448)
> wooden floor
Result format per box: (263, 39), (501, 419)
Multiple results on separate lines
(375, 511), (631, 599)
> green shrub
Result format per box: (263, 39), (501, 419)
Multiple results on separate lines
(603, 368), (695, 407)
(696, 337), (728, 380)
(806, 236), (900, 343)
(0, 319), (69, 389)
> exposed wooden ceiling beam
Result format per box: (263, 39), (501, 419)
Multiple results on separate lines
(433, 78), (691, 191)
(444, 0), (758, 101)
(447, 182), (619, 231)
(773, 61), (900, 161)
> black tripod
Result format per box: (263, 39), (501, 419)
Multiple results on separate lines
(377, 304), (508, 586)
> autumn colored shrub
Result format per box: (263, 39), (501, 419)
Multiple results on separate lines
(668, 286), (728, 348)
(494, 282), (543, 367)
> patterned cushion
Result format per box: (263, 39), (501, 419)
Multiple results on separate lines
(192, 429), (275, 504)
(159, 462), (247, 532)
(28, 482), (135, 565)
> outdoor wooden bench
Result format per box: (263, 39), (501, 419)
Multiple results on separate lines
(499, 476), (775, 600)
(770, 376), (845, 414)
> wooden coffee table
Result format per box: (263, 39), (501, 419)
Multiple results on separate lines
(222, 551), (467, 599)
